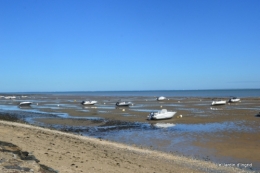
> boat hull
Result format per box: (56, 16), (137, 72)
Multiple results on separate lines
(151, 112), (176, 120)
(229, 98), (241, 103)
(157, 96), (166, 101)
(148, 109), (176, 120)
(81, 101), (97, 105)
(211, 100), (226, 106)
(116, 102), (132, 106)
(19, 102), (32, 106)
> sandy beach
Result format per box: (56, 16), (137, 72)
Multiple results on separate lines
(0, 120), (252, 173)
(0, 94), (259, 172)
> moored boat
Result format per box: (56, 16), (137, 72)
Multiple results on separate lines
(228, 97), (241, 103)
(116, 101), (132, 106)
(5, 96), (16, 99)
(148, 109), (176, 120)
(81, 100), (97, 105)
(211, 100), (226, 106)
(19, 102), (32, 106)
(157, 96), (166, 101)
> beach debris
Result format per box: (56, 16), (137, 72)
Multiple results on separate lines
(178, 101), (180, 103)
(160, 105), (163, 108)
(122, 109), (125, 112)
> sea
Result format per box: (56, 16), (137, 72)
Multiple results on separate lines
(10, 88), (260, 97)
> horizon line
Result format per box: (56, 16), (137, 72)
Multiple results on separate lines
(1, 88), (260, 93)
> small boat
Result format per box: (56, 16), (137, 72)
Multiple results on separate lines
(157, 96), (166, 101)
(211, 100), (226, 106)
(116, 101), (132, 106)
(228, 97), (241, 103)
(19, 102), (32, 106)
(5, 96), (16, 99)
(81, 100), (97, 105)
(148, 109), (176, 120)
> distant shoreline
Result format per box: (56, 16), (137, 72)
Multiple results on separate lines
(1, 88), (260, 97)
(2, 88), (260, 93)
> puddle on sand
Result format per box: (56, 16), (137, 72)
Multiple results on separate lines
(77, 120), (256, 170)
(0, 105), (22, 111)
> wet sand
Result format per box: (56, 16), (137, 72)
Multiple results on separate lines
(0, 94), (260, 172)
(0, 120), (250, 173)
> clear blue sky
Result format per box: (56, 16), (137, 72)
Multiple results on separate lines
(1, 0), (259, 92)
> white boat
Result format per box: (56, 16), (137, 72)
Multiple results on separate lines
(81, 100), (97, 105)
(116, 101), (132, 106)
(157, 96), (166, 101)
(19, 102), (32, 106)
(148, 109), (176, 120)
(228, 97), (241, 103)
(211, 100), (226, 106)
(5, 96), (16, 99)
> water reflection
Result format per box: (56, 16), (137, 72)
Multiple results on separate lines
(210, 107), (223, 110)
(151, 123), (176, 128)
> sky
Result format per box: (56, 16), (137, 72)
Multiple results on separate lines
(1, 0), (259, 92)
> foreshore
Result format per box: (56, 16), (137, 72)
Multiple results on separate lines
(0, 94), (259, 172)
(0, 120), (251, 173)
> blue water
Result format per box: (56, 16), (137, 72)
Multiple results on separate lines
(6, 89), (260, 97)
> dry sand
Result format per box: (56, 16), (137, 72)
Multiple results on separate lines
(0, 120), (252, 173)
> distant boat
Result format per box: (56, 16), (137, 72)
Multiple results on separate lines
(19, 102), (32, 106)
(148, 109), (176, 120)
(116, 101), (132, 107)
(157, 96), (166, 101)
(228, 97), (241, 103)
(211, 99), (226, 106)
(5, 96), (16, 99)
(81, 100), (97, 105)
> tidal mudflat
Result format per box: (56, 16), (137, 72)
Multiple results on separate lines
(0, 94), (259, 172)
